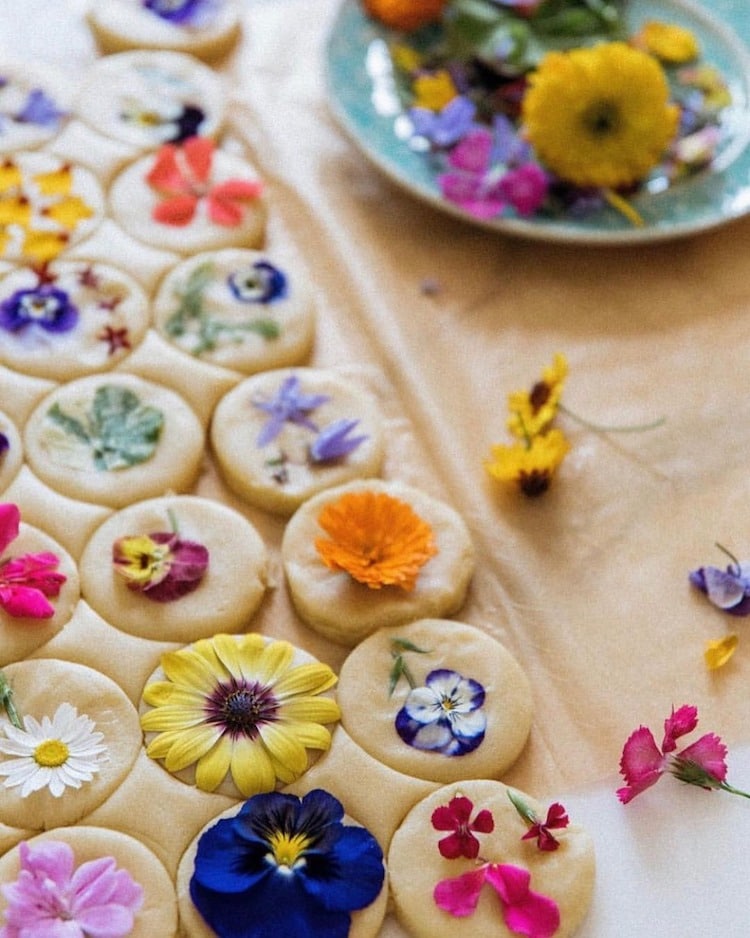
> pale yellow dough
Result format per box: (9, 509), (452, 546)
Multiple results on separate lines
(388, 780), (596, 938)
(23, 373), (205, 509)
(175, 801), (388, 938)
(79, 494), (269, 642)
(281, 479), (475, 645)
(0, 826), (179, 936)
(154, 249), (315, 374)
(337, 619), (533, 784)
(211, 367), (385, 516)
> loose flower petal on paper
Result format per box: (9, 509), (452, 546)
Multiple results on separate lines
(484, 429), (570, 498)
(704, 634), (738, 670)
(309, 419), (368, 463)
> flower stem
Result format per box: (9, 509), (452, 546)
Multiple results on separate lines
(558, 402), (666, 434)
(603, 188), (644, 227)
(0, 669), (22, 729)
(718, 781), (750, 800)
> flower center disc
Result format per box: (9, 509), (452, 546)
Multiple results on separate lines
(34, 738), (70, 767)
(268, 830), (311, 869)
(581, 100), (621, 138)
(207, 680), (279, 739)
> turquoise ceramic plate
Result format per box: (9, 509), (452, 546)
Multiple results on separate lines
(325, 0), (750, 244)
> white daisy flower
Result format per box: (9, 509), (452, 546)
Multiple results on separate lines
(0, 701), (108, 798)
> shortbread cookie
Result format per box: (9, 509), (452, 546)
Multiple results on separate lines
(153, 249), (315, 374)
(0, 509), (80, 667)
(0, 152), (105, 265)
(23, 373), (204, 508)
(0, 259), (149, 380)
(388, 780), (596, 938)
(337, 619), (532, 784)
(211, 368), (385, 516)
(79, 494), (269, 642)
(0, 659), (141, 832)
(0, 826), (178, 936)
(0, 411), (22, 492)
(86, 0), (242, 63)
(176, 793), (388, 938)
(108, 136), (266, 255)
(0, 60), (71, 153)
(74, 49), (226, 151)
(282, 479), (475, 645)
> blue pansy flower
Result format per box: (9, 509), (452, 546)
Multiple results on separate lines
(0, 285), (78, 334)
(689, 548), (750, 616)
(190, 789), (385, 938)
(228, 260), (288, 304)
(395, 668), (487, 756)
(309, 418), (367, 463)
(253, 375), (329, 447)
(143, 0), (219, 26)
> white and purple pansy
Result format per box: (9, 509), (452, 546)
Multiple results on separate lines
(143, 0), (220, 26)
(228, 260), (287, 304)
(395, 668), (487, 757)
(0, 285), (78, 334)
(689, 550), (750, 616)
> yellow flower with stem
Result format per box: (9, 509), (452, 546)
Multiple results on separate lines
(507, 352), (568, 439)
(140, 633), (340, 797)
(485, 428), (571, 498)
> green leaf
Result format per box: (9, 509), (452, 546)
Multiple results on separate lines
(47, 403), (91, 444)
(507, 788), (538, 824)
(390, 638), (430, 654)
(388, 657), (406, 697)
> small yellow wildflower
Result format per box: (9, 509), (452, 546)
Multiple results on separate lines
(412, 69), (458, 111)
(507, 352), (568, 439)
(485, 428), (570, 498)
(632, 21), (700, 65)
(391, 42), (422, 74)
(704, 634), (738, 671)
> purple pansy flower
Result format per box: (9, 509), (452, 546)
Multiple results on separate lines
(228, 261), (287, 304)
(395, 668), (487, 757)
(0, 434), (8, 459)
(690, 552), (750, 616)
(0, 285), (78, 334)
(143, 0), (219, 26)
(15, 88), (66, 128)
(253, 375), (329, 447)
(409, 95), (477, 149)
(309, 419), (368, 463)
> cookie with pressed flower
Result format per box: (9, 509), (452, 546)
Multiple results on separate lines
(336, 619), (532, 784)
(176, 790), (388, 938)
(210, 368), (385, 516)
(0, 59), (72, 153)
(86, 0), (242, 64)
(281, 479), (475, 645)
(0, 259), (149, 381)
(79, 494), (269, 643)
(0, 659), (142, 832)
(0, 411), (22, 492)
(0, 152), (105, 265)
(153, 249), (315, 375)
(0, 503), (80, 667)
(108, 136), (266, 256)
(139, 632), (340, 800)
(0, 826), (178, 936)
(388, 780), (596, 938)
(22, 373), (204, 509)
(73, 49), (226, 152)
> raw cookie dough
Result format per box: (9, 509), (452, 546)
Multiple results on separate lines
(23, 373), (205, 508)
(86, 0), (242, 63)
(153, 249), (315, 374)
(0, 659), (142, 831)
(388, 780), (596, 938)
(73, 49), (226, 150)
(0, 826), (178, 936)
(281, 479), (475, 645)
(0, 60), (71, 153)
(0, 259), (149, 380)
(337, 619), (533, 784)
(0, 412), (22, 492)
(211, 368), (385, 516)
(108, 137), (266, 255)
(79, 494), (269, 642)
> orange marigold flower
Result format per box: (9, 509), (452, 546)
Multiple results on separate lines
(362, 0), (448, 32)
(315, 490), (438, 591)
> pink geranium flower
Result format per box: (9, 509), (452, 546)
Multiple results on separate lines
(521, 802), (569, 852)
(0, 503), (66, 619)
(0, 839), (143, 938)
(431, 795), (494, 859)
(146, 136), (263, 227)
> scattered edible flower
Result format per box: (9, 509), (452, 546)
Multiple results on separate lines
(0, 284), (78, 334)
(315, 489), (438, 590)
(410, 95), (476, 149)
(143, 0), (219, 27)
(140, 633), (340, 796)
(485, 429), (570, 498)
(309, 418), (368, 463)
(631, 20), (700, 65)
(253, 374), (329, 447)
(362, 0), (448, 31)
(0, 702), (108, 798)
(412, 70), (458, 112)
(617, 703), (750, 803)
(395, 668), (486, 756)
(112, 520), (209, 603)
(0, 503), (66, 619)
(14, 88), (66, 129)
(704, 634), (739, 671)
(431, 794), (494, 859)
(689, 544), (750, 615)
(228, 259), (288, 303)
(507, 352), (567, 439)
(507, 789), (569, 851)
(0, 839), (143, 938)
(190, 789), (385, 938)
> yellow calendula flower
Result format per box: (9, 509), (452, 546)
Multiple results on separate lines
(507, 352), (568, 439)
(704, 634), (738, 671)
(522, 42), (680, 188)
(485, 428), (570, 497)
(412, 69), (458, 111)
(140, 633), (340, 797)
(632, 21), (700, 65)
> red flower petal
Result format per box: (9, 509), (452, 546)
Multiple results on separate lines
(662, 704), (699, 753)
(182, 136), (215, 184)
(678, 732), (728, 782)
(485, 864), (560, 938)
(146, 145), (188, 195)
(617, 725), (665, 803)
(0, 503), (20, 555)
(152, 194), (199, 226)
(433, 866), (488, 917)
(206, 181), (263, 227)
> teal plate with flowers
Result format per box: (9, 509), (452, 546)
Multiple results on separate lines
(325, 0), (750, 244)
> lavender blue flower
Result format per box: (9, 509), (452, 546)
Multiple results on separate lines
(309, 419), (367, 463)
(253, 375), (329, 447)
(15, 88), (65, 128)
(409, 95), (476, 149)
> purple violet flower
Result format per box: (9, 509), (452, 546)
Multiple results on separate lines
(15, 88), (66, 128)
(309, 419), (368, 464)
(253, 375), (330, 447)
(409, 96), (477, 149)
(0, 434), (8, 459)
(228, 260), (288, 304)
(689, 553), (750, 616)
(0, 285), (78, 334)
(143, 0), (219, 26)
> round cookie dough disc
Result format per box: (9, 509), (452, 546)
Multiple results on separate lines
(281, 479), (475, 645)
(176, 801), (388, 938)
(73, 49), (226, 151)
(0, 412), (22, 491)
(79, 495), (269, 642)
(154, 249), (315, 374)
(0, 659), (142, 831)
(0, 61), (71, 153)
(337, 619), (532, 784)
(108, 142), (266, 256)
(0, 826), (178, 937)
(0, 520), (80, 667)
(211, 368), (385, 516)
(86, 0), (242, 63)
(23, 373), (205, 509)
(0, 260), (149, 380)
(388, 780), (596, 938)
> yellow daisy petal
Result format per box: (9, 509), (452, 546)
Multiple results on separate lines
(163, 724), (221, 772)
(279, 697), (341, 725)
(21, 229), (68, 263)
(145, 729), (188, 761)
(258, 723), (309, 777)
(34, 165), (72, 196)
(704, 634), (738, 670)
(194, 734), (233, 792)
(141, 681), (177, 707)
(230, 736), (278, 796)
(255, 639), (295, 685)
(278, 719), (334, 752)
(43, 196), (93, 230)
(274, 663), (338, 699)
(161, 646), (222, 692)
(140, 705), (208, 733)
(0, 197), (32, 227)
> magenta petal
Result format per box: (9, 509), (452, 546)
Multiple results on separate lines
(662, 704), (699, 753)
(678, 733), (728, 782)
(485, 864), (560, 938)
(433, 867), (488, 917)
(20, 840), (75, 886)
(446, 129), (493, 173)
(73, 905), (136, 937)
(0, 584), (56, 618)
(619, 726), (664, 785)
(0, 503), (20, 554)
